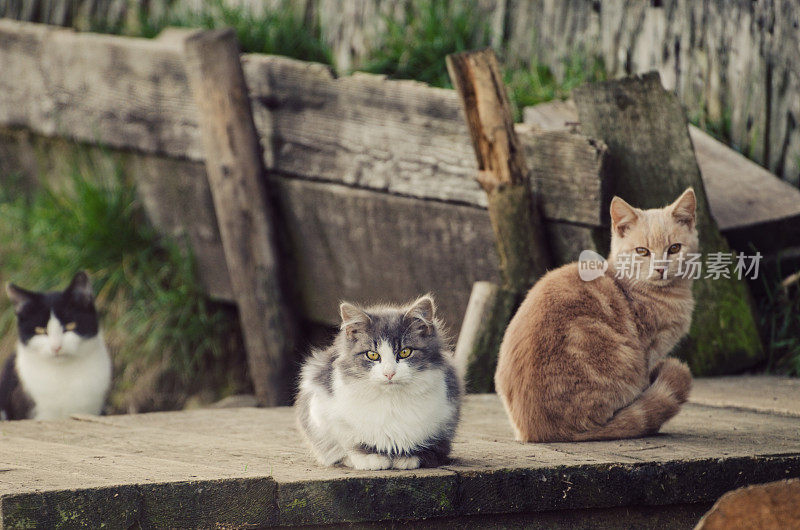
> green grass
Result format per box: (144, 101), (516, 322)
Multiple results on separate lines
(0, 154), (247, 413)
(90, 0), (333, 65)
(360, 0), (490, 88)
(360, 0), (605, 121)
(504, 54), (606, 121)
(690, 105), (733, 147)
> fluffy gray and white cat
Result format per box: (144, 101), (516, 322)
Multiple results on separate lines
(0, 272), (111, 420)
(296, 295), (461, 470)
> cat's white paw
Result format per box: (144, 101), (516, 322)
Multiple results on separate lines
(392, 455), (421, 469)
(345, 453), (392, 470)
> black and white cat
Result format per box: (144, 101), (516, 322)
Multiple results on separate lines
(296, 295), (462, 470)
(0, 272), (111, 420)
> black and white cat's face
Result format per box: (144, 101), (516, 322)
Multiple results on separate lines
(335, 296), (446, 387)
(6, 272), (99, 359)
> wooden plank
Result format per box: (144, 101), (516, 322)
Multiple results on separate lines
(0, 127), (597, 330)
(689, 125), (800, 231)
(1, 385), (800, 527)
(520, 126), (609, 228)
(184, 28), (299, 407)
(0, 19), (202, 160)
(242, 53), (608, 226)
(273, 177), (501, 331)
(454, 282), (500, 379)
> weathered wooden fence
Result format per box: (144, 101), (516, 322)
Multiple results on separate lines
(0, 19), (610, 333)
(2, 19), (800, 381)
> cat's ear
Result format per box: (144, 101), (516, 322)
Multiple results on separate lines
(66, 271), (94, 307)
(6, 283), (35, 314)
(610, 196), (639, 237)
(670, 188), (697, 228)
(340, 302), (370, 339)
(404, 294), (435, 335)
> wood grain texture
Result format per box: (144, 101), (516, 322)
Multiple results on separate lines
(573, 72), (763, 375)
(242, 52), (608, 226)
(1, 381), (800, 527)
(445, 48), (528, 191)
(0, 19), (202, 160)
(184, 28), (298, 406)
(273, 177), (501, 331)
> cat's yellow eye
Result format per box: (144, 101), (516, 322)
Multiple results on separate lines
(398, 347), (413, 359)
(64, 322), (77, 331)
(34, 327), (46, 335)
(667, 243), (682, 254)
(365, 351), (380, 361)
(634, 247), (650, 257)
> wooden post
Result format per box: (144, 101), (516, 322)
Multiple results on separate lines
(184, 28), (298, 406)
(573, 72), (763, 375)
(446, 48), (551, 291)
(447, 49), (552, 391)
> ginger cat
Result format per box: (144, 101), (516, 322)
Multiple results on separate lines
(495, 188), (697, 442)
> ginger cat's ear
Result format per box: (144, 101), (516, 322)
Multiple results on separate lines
(340, 302), (371, 339)
(670, 188), (697, 228)
(610, 196), (639, 237)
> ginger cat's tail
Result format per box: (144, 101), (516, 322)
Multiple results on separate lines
(570, 358), (692, 442)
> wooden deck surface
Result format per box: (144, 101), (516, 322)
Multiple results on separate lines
(1, 376), (799, 528)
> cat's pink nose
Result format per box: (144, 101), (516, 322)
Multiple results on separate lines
(384, 372), (395, 380)
(655, 268), (665, 277)
(52, 345), (61, 353)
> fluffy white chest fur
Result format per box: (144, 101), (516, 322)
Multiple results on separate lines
(16, 333), (111, 420)
(310, 368), (455, 455)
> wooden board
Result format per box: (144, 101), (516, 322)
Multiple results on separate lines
(2, 379), (800, 527)
(273, 177), (500, 330)
(0, 126), (600, 331)
(184, 28), (299, 406)
(0, 19), (202, 160)
(243, 53), (609, 226)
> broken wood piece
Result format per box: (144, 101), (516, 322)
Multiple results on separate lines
(455, 281), (517, 393)
(446, 48), (551, 289)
